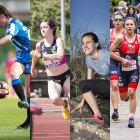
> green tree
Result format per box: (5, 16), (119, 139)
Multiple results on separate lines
(30, 0), (70, 48)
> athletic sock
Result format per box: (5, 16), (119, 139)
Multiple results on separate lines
(27, 97), (30, 118)
(128, 113), (135, 119)
(27, 108), (30, 117)
(27, 96), (30, 104)
(12, 79), (26, 101)
(114, 109), (118, 114)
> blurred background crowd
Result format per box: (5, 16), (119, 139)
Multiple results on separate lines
(110, 0), (140, 34)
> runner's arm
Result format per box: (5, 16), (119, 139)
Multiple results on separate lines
(87, 68), (93, 79)
(43, 38), (65, 61)
(110, 35), (133, 66)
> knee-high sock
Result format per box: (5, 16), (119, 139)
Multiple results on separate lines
(12, 79), (26, 101)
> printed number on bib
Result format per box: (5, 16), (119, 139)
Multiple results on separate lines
(122, 60), (137, 71)
(44, 60), (61, 68)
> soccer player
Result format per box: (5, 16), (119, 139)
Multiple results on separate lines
(0, 5), (30, 129)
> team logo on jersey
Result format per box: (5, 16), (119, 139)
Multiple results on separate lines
(131, 75), (138, 80)
(119, 83), (123, 87)
(16, 52), (22, 58)
(127, 44), (135, 53)
(111, 71), (117, 74)
(26, 64), (30, 69)
(131, 79), (136, 82)
(51, 45), (57, 53)
(119, 77), (122, 81)
(126, 55), (131, 59)
(42, 45), (46, 52)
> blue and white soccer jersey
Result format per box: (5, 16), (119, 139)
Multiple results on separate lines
(6, 18), (30, 74)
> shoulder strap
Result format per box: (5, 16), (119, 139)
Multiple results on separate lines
(39, 40), (44, 53)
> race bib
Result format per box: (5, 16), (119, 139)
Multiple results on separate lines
(44, 60), (61, 68)
(122, 60), (137, 71)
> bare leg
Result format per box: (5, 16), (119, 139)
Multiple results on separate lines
(83, 91), (101, 118)
(63, 76), (70, 110)
(48, 81), (65, 107)
(120, 92), (128, 101)
(111, 80), (119, 110)
(129, 88), (136, 114)
(25, 74), (30, 97)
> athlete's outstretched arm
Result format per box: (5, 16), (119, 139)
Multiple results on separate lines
(42, 38), (65, 61)
(110, 35), (123, 62)
(87, 68), (93, 80)
(0, 35), (12, 46)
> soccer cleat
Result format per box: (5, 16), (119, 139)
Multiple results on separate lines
(128, 118), (135, 128)
(111, 112), (119, 121)
(18, 101), (29, 109)
(62, 106), (70, 120)
(91, 114), (105, 126)
(17, 116), (30, 129)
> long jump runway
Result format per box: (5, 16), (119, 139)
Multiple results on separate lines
(31, 98), (70, 140)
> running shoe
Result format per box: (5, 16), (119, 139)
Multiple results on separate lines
(128, 118), (135, 128)
(17, 116), (30, 129)
(18, 101), (29, 109)
(111, 112), (119, 121)
(62, 106), (70, 120)
(91, 114), (105, 126)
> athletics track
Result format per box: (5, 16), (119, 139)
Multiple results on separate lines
(31, 98), (70, 140)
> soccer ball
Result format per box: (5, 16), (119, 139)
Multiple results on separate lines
(0, 81), (10, 99)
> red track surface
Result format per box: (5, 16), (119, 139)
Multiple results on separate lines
(32, 98), (70, 140)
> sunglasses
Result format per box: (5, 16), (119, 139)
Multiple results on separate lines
(114, 18), (124, 22)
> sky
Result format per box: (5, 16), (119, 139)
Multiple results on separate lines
(70, 0), (110, 40)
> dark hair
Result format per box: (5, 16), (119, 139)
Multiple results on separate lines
(127, 6), (136, 16)
(125, 17), (137, 27)
(42, 19), (57, 36)
(113, 6), (118, 13)
(0, 5), (13, 18)
(81, 32), (101, 50)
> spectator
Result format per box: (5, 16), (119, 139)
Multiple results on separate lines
(125, 6), (137, 20)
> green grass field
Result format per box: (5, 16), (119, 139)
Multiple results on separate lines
(0, 98), (30, 140)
